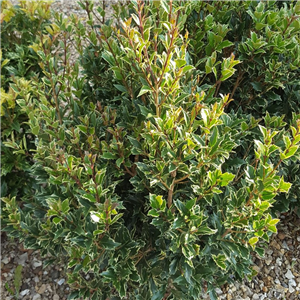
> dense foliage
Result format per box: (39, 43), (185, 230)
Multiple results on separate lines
(1, 1), (300, 300)
(1, 0), (52, 201)
(184, 0), (300, 213)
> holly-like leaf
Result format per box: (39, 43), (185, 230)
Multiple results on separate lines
(100, 236), (121, 250)
(212, 254), (227, 270)
(248, 237), (259, 249)
(197, 225), (217, 235)
(137, 85), (152, 97)
(219, 172), (235, 186)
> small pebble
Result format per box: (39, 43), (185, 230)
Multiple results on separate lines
(32, 259), (42, 269)
(285, 269), (295, 280)
(57, 278), (65, 285)
(282, 240), (290, 250)
(265, 258), (272, 266)
(2, 257), (9, 264)
(252, 293), (259, 300)
(274, 291), (281, 297)
(289, 279), (297, 287)
(16, 253), (28, 265)
(53, 294), (60, 300)
(46, 284), (53, 293)
(32, 294), (42, 300)
(20, 289), (30, 296)
(275, 284), (288, 292)
(38, 283), (47, 294)
(289, 285), (295, 293)
(275, 257), (282, 266)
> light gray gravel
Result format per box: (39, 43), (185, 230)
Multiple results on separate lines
(2, 1), (300, 300)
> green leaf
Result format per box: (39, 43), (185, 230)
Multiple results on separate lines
(220, 68), (234, 81)
(82, 255), (90, 267)
(268, 218), (280, 226)
(52, 217), (62, 224)
(138, 105), (153, 117)
(78, 125), (87, 134)
(219, 172), (235, 186)
(100, 235), (121, 250)
(128, 136), (142, 151)
(268, 225), (277, 233)
(131, 13), (140, 26)
(251, 82), (263, 92)
(295, 0), (300, 13)
(183, 262), (193, 284)
(137, 85), (152, 97)
(61, 199), (70, 214)
(212, 254), (226, 270)
(148, 209), (160, 217)
(5, 282), (15, 296)
(260, 191), (276, 201)
(31, 126), (40, 135)
(182, 65), (194, 73)
(101, 268), (116, 280)
(153, 0), (161, 8)
(149, 194), (166, 210)
(280, 145), (298, 160)
(255, 247), (265, 258)
(95, 170), (106, 185)
(151, 288), (166, 300)
(175, 59), (186, 68)
(197, 225), (217, 235)
(248, 237), (259, 248)
(260, 201), (271, 211)
(82, 193), (96, 203)
(185, 198), (196, 210)
(14, 265), (23, 294)
(53, 227), (65, 240)
(234, 218), (249, 227)
(102, 50), (115, 66)
(68, 291), (80, 300)
(102, 152), (117, 159)
(209, 127), (218, 147)
(115, 280), (126, 297)
(172, 216), (186, 229)
(116, 158), (124, 168)
(93, 229), (105, 236)
(1, 181), (8, 197)
(278, 177), (292, 193)
(216, 40), (233, 51)
(114, 84), (128, 92)
(174, 200), (188, 215)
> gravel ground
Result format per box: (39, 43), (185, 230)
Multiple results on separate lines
(2, 1), (300, 300)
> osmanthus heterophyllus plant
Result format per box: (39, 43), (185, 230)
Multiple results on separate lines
(1, 1), (300, 300)
(1, 0), (53, 222)
(184, 0), (300, 214)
